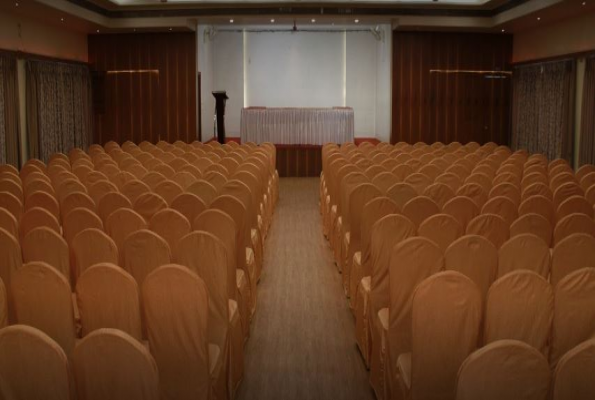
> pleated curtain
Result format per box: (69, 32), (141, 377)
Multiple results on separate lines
(26, 60), (92, 162)
(579, 56), (595, 166)
(0, 53), (21, 167)
(511, 59), (575, 162)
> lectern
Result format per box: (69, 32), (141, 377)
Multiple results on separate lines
(212, 91), (228, 144)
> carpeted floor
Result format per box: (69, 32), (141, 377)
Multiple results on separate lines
(237, 178), (375, 400)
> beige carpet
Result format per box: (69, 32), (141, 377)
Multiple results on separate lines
(237, 178), (375, 400)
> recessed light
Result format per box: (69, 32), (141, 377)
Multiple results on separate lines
(537, 17), (541, 21)
(15, 2), (18, 6)
(230, 19), (234, 23)
(271, 19), (275, 23)
(311, 19), (316, 23)
(169, 28), (173, 31)
(355, 19), (359, 23)
(96, 29), (100, 33)
(501, 29), (505, 32)
(60, 17), (64, 22)
(582, 1), (586, 5)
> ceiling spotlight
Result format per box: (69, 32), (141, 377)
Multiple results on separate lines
(311, 19), (316, 23)
(355, 19), (359, 23)
(60, 17), (64, 22)
(582, 1), (586, 5)
(271, 19), (275, 23)
(537, 17), (541, 21)
(169, 28), (173, 31)
(15, 2), (18, 6)
(230, 19), (234, 23)
(96, 29), (100, 33)
(501, 29), (505, 32)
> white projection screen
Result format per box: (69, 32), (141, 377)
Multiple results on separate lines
(244, 31), (346, 107)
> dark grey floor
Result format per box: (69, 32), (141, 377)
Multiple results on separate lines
(237, 178), (375, 400)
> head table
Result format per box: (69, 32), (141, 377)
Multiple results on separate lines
(240, 107), (355, 146)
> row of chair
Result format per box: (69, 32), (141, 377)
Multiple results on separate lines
(319, 141), (595, 400)
(0, 138), (279, 399)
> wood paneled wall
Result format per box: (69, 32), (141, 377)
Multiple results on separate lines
(276, 146), (322, 177)
(391, 31), (513, 146)
(88, 33), (197, 145)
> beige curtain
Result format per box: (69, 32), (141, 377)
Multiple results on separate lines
(511, 59), (575, 162)
(0, 53), (21, 167)
(26, 60), (91, 162)
(579, 56), (595, 166)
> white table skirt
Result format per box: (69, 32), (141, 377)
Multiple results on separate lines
(240, 107), (354, 145)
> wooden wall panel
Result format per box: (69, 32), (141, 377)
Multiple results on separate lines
(392, 31), (513, 146)
(276, 146), (322, 178)
(88, 33), (197, 146)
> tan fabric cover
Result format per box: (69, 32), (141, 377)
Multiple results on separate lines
(481, 196), (518, 225)
(11, 262), (76, 356)
(72, 228), (119, 280)
(76, 263), (142, 340)
(61, 192), (96, 221)
(557, 195), (593, 222)
(489, 182), (521, 206)
(0, 278), (6, 328)
(106, 208), (147, 258)
(422, 183), (456, 208)
(554, 213), (595, 245)
(170, 193), (207, 226)
(553, 182), (584, 210)
(522, 183), (553, 202)
(552, 233), (595, 287)
(386, 183), (417, 209)
(88, 180), (118, 205)
(435, 173), (463, 193)
(141, 171), (168, 190)
(498, 234), (551, 279)
(63, 208), (103, 245)
(418, 214), (463, 252)
(133, 192), (168, 222)
(73, 328), (158, 400)
(456, 340), (550, 400)
(0, 228), (20, 323)
(552, 337), (595, 400)
(485, 271), (553, 355)
(20, 206), (61, 241)
(465, 173), (492, 194)
(519, 195), (555, 224)
(154, 180), (184, 206)
(149, 209), (191, 253)
(25, 191), (60, 222)
(0, 325), (71, 400)
(204, 171), (228, 191)
(22, 227), (71, 287)
(121, 180), (151, 204)
(402, 196), (441, 228)
(372, 172), (399, 193)
(142, 264), (220, 400)
(466, 213), (510, 249)
(403, 271), (482, 400)
(187, 179), (218, 206)
(456, 182), (488, 208)
(445, 234), (498, 298)
(404, 173), (432, 194)
(550, 268), (595, 366)
(97, 192), (132, 224)
(0, 208), (18, 238)
(122, 229), (172, 288)
(443, 196), (480, 230)
(510, 213), (552, 247)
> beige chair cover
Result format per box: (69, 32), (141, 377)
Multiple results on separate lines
(445, 234), (498, 298)
(0, 278), (6, 328)
(457, 182), (488, 208)
(466, 213), (510, 249)
(522, 182), (553, 202)
(187, 179), (218, 206)
(0, 178), (23, 201)
(557, 195), (594, 222)
(419, 214), (463, 252)
(0, 325), (72, 400)
(72, 228), (119, 279)
(122, 229), (171, 292)
(553, 182), (584, 210)
(481, 196), (518, 225)
(0, 191), (23, 222)
(141, 171), (168, 190)
(0, 208), (18, 238)
(522, 172), (549, 190)
(61, 192), (96, 219)
(149, 209), (191, 253)
(368, 215), (417, 399)
(73, 328), (159, 400)
(553, 213), (595, 245)
(0, 228), (21, 323)
(519, 195), (555, 224)
(435, 172), (463, 192)
(88, 180), (118, 205)
(133, 192), (167, 222)
(550, 268), (595, 366)
(170, 193), (207, 226)
(387, 237), (444, 396)
(485, 270), (553, 355)
(11, 262), (76, 356)
(154, 180), (184, 206)
(20, 206), (61, 241)
(465, 173), (492, 194)
(121, 180), (151, 204)
(422, 182), (456, 209)
(403, 173), (432, 194)
(142, 264), (224, 400)
(456, 340), (550, 400)
(386, 183), (418, 209)
(25, 190), (60, 220)
(97, 191), (132, 224)
(76, 263), (142, 341)
(552, 337), (595, 400)
(498, 234), (551, 279)
(510, 213), (553, 247)
(172, 171), (197, 190)
(552, 233), (595, 287)
(372, 172), (399, 193)
(489, 182), (521, 206)
(580, 171), (595, 191)
(63, 208), (103, 245)
(397, 271), (482, 400)
(442, 196), (480, 230)
(402, 196), (441, 228)
(22, 227), (71, 287)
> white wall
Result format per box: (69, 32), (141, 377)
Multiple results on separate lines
(197, 24), (392, 141)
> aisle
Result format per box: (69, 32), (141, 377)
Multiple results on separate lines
(237, 178), (375, 400)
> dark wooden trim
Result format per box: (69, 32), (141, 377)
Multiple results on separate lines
(512, 50), (595, 67)
(0, 48), (89, 66)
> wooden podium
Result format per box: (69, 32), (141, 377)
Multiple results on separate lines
(212, 91), (228, 144)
